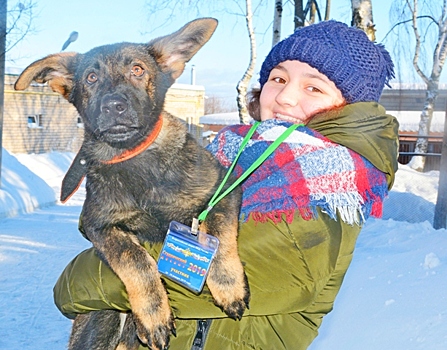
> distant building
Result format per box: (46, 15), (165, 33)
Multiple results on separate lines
(3, 74), (206, 154)
(380, 88), (446, 171)
(379, 88), (447, 132)
(199, 112), (239, 144)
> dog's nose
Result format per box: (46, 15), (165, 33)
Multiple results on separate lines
(101, 95), (128, 116)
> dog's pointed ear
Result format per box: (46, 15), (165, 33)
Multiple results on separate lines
(149, 18), (218, 80)
(14, 52), (80, 99)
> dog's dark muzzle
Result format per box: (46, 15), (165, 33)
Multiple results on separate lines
(98, 93), (139, 143)
(98, 94), (139, 139)
(101, 94), (128, 119)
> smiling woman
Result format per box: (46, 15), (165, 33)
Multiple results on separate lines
(259, 60), (345, 124)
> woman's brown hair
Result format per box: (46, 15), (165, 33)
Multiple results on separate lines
(246, 86), (262, 121)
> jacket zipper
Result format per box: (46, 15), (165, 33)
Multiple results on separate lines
(191, 319), (212, 350)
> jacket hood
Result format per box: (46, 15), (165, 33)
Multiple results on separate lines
(308, 102), (399, 190)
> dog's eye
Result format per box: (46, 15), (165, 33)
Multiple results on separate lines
(131, 65), (145, 77)
(86, 72), (98, 84)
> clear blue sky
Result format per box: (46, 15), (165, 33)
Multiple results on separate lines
(5, 0), (438, 107)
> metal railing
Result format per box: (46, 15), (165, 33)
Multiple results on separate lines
(398, 134), (443, 170)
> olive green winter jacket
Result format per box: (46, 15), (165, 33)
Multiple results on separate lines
(53, 102), (399, 350)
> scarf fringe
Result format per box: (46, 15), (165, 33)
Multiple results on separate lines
(311, 192), (366, 226)
(246, 189), (387, 226)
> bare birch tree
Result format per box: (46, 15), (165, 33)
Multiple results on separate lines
(0, 0), (6, 186)
(272, 0), (283, 46)
(295, 0), (305, 29)
(351, 0), (376, 41)
(389, 0), (447, 171)
(305, 0), (322, 24)
(294, 0), (330, 29)
(237, 0), (256, 124)
(434, 107), (447, 229)
(204, 95), (235, 114)
(308, 1), (317, 24)
(1, 0), (37, 185)
(4, 1), (36, 58)
(143, 0), (262, 124)
(324, 0), (331, 21)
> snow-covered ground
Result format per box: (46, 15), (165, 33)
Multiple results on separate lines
(0, 149), (446, 349)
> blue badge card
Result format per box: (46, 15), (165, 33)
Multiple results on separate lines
(157, 221), (219, 293)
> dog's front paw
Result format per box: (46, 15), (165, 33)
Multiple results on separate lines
(207, 260), (250, 320)
(133, 309), (175, 350)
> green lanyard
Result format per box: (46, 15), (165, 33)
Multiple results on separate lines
(196, 121), (303, 224)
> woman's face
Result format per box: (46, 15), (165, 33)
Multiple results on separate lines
(260, 60), (345, 123)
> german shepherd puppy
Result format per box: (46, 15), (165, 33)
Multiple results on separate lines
(15, 18), (249, 350)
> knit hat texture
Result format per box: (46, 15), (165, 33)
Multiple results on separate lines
(259, 20), (395, 103)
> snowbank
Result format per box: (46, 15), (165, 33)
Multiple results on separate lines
(0, 149), (69, 218)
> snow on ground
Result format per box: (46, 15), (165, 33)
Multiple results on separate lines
(0, 149), (446, 349)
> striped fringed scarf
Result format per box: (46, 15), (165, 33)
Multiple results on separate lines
(207, 119), (388, 225)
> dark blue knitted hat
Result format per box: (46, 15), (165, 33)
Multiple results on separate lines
(259, 20), (395, 103)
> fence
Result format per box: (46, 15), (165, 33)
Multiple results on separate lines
(398, 134), (443, 171)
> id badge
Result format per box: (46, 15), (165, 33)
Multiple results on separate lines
(157, 221), (219, 293)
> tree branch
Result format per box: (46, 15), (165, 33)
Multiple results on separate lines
(382, 15), (437, 42)
(407, 0), (430, 84)
(5, 1), (36, 55)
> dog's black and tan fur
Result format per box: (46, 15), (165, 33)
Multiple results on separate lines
(15, 18), (249, 350)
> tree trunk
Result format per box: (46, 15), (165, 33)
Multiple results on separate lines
(0, 0), (7, 186)
(434, 100), (447, 229)
(237, 0), (256, 124)
(409, 82), (439, 171)
(294, 0), (304, 29)
(309, 1), (316, 24)
(272, 0), (283, 46)
(325, 0), (331, 21)
(405, 0), (447, 171)
(351, 0), (376, 41)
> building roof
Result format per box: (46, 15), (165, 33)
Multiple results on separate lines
(380, 89), (447, 112)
